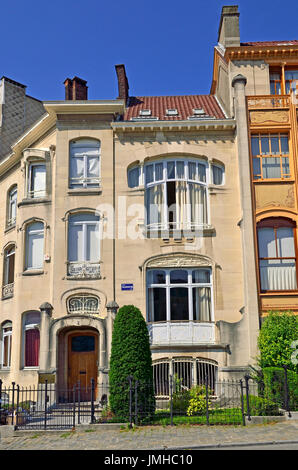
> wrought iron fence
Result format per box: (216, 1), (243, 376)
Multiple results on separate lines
(0, 366), (296, 430)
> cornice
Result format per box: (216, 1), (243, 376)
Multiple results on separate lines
(225, 45), (298, 61)
(112, 118), (236, 133)
(43, 100), (125, 115)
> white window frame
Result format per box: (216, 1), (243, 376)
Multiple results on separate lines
(22, 312), (40, 369)
(3, 245), (15, 286)
(144, 158), (210, 231)
(27, 162), (46, 199)
(1, 321), (12, 369)
(147, 267), (214, 323)
(68, 213), (101, 263)
(69, 139), (101, 189)
(25, 222), (44, 271)
(7, 186), (17, 227)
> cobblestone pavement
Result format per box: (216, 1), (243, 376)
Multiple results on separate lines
(0, 421), (297, 450)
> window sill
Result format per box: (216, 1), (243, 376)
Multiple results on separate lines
(4, 224), (16, 234)
(22, 367), (39, 371)
(253, 179), (294, 184)
(22, 269), (44, 276)
(144, 226), (216, 238)
(0, 368), (11, 372)
(18, 197), (51, 207)
(67, 188), (102, 196)
(260, 291), (298, 296)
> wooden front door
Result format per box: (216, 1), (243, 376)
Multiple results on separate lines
(68, 332), (98, 401)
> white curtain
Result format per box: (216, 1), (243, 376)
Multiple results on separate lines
(189, 183), (207, 227)
(128, 167), (140, 188)
(262, 157), (281, 178)
(146, 184), (164, 228)
(175, 181), (187, 229)
(87, 224), (100, 261)
(193, 287), (211, 322)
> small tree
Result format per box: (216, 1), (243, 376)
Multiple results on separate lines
(109, 305), (155, 417)
(258, 311), (298, 371)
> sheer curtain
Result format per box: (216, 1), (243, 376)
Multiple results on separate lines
(176, 181), (187, 229)
(146, 184), (164, 229)
(258, 227), (297, 290)
(189, 183), (207, 227)
(193, 287), (211, 321)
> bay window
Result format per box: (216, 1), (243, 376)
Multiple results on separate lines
(67, 213), (101, 278)
(147, 268), (212, 322)
(145, 159), (208, 231)
(251, 133), (290, 180)
(25, 222), (44, 270)
(1, 321), (12, 368)
(257, 218), (297, 292)
(69, 139), (100, 189)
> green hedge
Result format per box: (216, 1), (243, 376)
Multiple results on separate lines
(244, 394), (281, 416)
(263, 367), (298, 411)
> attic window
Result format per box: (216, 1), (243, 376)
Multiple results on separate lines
(166, 109), (178, 116)
(139, 109), (152, 116)
(193, 108), (205, 116)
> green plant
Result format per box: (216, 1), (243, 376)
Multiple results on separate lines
(186, 385), (211, 416)
(258, 311), (298, 371)
(244, 394), (281, 416)
(263, 367), (298, 411)
(109, 305), (155, 417)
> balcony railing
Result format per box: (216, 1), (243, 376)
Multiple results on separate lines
(2, 283), (14, 299)
(67, 262), (101, 279)
(148, 321), (215, 346)
(247, 95), (290, 109)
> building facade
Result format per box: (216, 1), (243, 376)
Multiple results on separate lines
(3, 5), (293, 400)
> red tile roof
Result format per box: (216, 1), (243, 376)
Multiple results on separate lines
(124, 95), (225, 121)
(241, 40), (298, 47)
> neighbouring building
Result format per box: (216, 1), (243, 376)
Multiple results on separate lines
(2, 4), (295, 401)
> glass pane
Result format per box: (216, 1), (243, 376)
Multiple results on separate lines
(170, 287), (189, 320)
(277, 228), (295, 258)
(261, 136), (270, 155)
(148, 288), (166, 322)
(197, 164), (206, 182)
(155, 163), (163, 181)
(128, 167), (140, 188)
(145, 165), (154, 184)
(192, 269), (210, 283)
(251, 136), (260, 156)
(31, 165), (46, 197)
(176, 161), (185, 179)
(68, 224), (83, 261)
(270, 136), (279, 155)
(253, 157), (261, 178)
(212, 166), (223, 185)
(167, 161), (175, 179)
(25, 329), (40, 367)
(259, 259), (297, 291)
(71, 336), (95, 352)
(258, 228), (276, 258)
(282, 157), (290, 176)
(188, 162), (196, 180)
(280, 136), (289, 154)
(147, 270), (166, 284)
(87, 225), (100, 261)
(262, 157), (281, 179)
(170, 269), (188, 284)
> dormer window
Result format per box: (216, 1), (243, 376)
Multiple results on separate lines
(193, 108), (205, 116)
(139, 109), (151, 116)
(166, 109), (178, 116)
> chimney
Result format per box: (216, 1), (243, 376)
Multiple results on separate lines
(218, 5), (240, 48)
(115, 64), (129, 103)
(64, 76), (88, 100)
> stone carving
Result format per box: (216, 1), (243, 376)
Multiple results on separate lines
(146, 253), (213, 269)
(250, 111), (289, 124)
(255, 185), (295, 209)
(67, 262), (101, 279)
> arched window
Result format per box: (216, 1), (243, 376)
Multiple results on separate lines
(1, 321), (12, 369)
(67, 212), (101, 278)
(2, 244), (15, 299)
(23, 312), (40, 368)
(69, 139), (101, 189)
(25, 222), (44, 270)
(7, 186), (17, 228)
(67, 294), (100, 314)
(144, 159), (208, 231)
(257, 218), (297, 291)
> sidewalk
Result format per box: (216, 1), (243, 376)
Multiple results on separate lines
(0, 421), (297, 450)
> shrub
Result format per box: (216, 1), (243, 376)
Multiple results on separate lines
(244, 394), (281, 416)
(258, 311), (298, 371)
(186, 386), (211, 416)
(263, 367), (298, 411)
(109, 305), (155, 417)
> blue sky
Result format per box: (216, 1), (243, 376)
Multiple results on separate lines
(1, 0), (298, 101)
